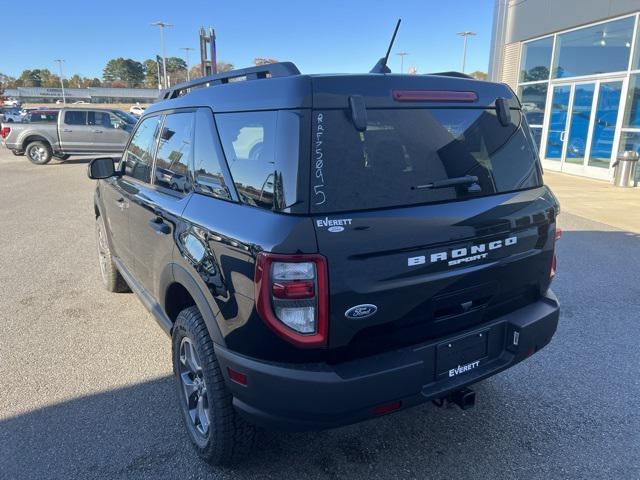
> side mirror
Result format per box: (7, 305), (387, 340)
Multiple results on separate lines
(87, 157), (117, 179)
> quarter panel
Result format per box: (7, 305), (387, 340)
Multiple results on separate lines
(175, 194), (321, 361)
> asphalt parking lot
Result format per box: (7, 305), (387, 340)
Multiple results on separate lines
(0, 148), (639, 480)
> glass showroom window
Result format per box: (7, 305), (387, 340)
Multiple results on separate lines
(518, 37), (554, 151)
(623, 74), (640, 128)
(620, 73), (640, 182)
(552, 17), (635, 79)
(520, 37), (553, 82)
(632, 20), (640, 71)
(518, 83), (547, 150)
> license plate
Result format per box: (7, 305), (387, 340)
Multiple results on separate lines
(436, 330), (488, 378)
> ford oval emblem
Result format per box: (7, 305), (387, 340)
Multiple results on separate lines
(345, 304), (378, 319)
(328, 226), (344, 233)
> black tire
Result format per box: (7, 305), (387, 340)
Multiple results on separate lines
(172, 306), (256, 466)
(95, 216), (129, 292)
(54, 154), (71, 160)
(25, 141), (52, 165)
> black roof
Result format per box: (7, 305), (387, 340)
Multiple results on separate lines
(145, 62), (519, 115)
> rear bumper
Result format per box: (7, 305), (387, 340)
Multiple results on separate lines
(215, 290), (559, 431)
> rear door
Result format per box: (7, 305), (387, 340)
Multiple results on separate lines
(310, 106), (557, 351)
(127, 111), (195, 296)
(59, 110), (92, 151)
(88, 111), (129, 153)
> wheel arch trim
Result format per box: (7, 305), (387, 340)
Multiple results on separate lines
(167, 263), (226, 346)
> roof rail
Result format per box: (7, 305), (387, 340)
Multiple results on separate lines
(428, 71), (474, 79)
(160, 61), (301, 100)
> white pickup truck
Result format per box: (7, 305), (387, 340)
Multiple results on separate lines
(1, 107), (136, 164)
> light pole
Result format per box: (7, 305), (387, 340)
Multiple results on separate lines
(396, 52), (409, 73)
(151, 21), (174, 89)
(180, 47), (194, 81)
(54, 59), (66, 105)
(457, 31), (476, 73)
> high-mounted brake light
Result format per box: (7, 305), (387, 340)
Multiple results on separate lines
(393, 90), (478, 103)
(255, 253), (328, 347)
(0, 127), (10, 139)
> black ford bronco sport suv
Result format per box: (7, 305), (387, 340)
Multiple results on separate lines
(88, 61), (560, 465)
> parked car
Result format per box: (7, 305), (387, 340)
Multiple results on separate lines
(129, 105), (146, 116)
(73, 100), (89, 104)
(1, 107), (134, 164)
(87, 62), (561, 466)
(3, 98), (20, 107)
(0, 107), (24, 123)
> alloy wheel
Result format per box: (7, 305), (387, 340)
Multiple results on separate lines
(178, 337), (210, 437)
(29, 146), (46, 163)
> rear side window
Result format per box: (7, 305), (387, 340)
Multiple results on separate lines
(153, 112), (195, 193)
(28, 112), (57, 122)
(87, 111), (118, 129)
(123, 116), (161, 183)
(216, 111), (277, 210)
(215, 110), (303, 211)
(311, 108), (541, 213)
(193, 109), (231, 201)
(64, 111), (87, 125)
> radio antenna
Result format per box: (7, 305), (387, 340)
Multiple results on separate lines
(370, 19), (402, 74)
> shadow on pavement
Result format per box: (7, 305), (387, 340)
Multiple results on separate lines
(60, 158), (92, 165)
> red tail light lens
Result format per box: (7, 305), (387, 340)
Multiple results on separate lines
(255, 253), (328, 347)
(0, 127), (10, 139)
(373, 401), (402, 416)
(393, 90), (478, 102)
(550, 226), (561, 281)
(555, 227), (563, 241)
(227, 367), (248, 386)
(272, 280), (315, 299)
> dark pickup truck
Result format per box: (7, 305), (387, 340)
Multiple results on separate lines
(87, 61), (561, 466)
(1, 107), (135, 164)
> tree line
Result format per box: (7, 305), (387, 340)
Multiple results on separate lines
(0, 57), (243, 90)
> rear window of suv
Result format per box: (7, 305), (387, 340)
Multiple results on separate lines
(311, 108), (541, 213)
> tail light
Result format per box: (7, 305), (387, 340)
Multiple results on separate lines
(255, 253), (328, 347)
(1, 127), (10, 139)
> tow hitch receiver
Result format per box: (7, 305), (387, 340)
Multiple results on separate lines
(433, 387), (476, 410)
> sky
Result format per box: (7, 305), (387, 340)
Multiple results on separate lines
(2, 0), (495, 79)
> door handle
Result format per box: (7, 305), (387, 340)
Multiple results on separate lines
(148, 217), (171, 235)
(93, 129), (103, 133)
(560, 130), (567, 142)
(63, 128), (72, 133)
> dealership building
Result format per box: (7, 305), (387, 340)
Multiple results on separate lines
(489, 0), (640, 181)
(4, 87), (158, 105)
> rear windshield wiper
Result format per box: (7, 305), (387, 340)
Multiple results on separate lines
(412, 175), (480, 191)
